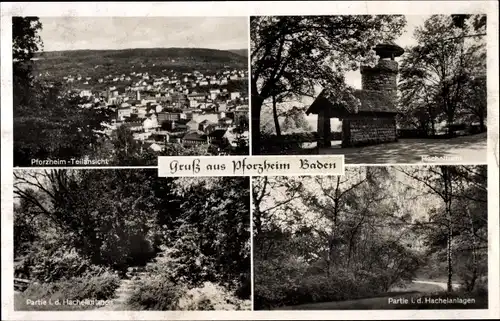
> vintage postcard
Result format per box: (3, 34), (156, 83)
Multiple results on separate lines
(1, 1), (499, 321)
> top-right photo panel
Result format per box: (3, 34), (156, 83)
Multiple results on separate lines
(250, 15), (487, 164)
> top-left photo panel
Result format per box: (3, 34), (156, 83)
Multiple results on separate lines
(12, 16), (250, 167)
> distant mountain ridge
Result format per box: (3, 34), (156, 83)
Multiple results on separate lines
(34, 47), (247, 61)
(227, 49), (248, 57)
(31, 47), (248, 80)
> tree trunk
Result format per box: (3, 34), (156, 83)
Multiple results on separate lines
(442, 167), (454, 292)
(447, 112), (455, 138)
(466, 206), (478, 292)
(479, 115), (486, 133)
(251, 95), (265, 154)
(272, 94), (281, 137)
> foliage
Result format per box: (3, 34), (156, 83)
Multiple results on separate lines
(253, 166), (487, 309)
(15, 171), (251, 309)
(177, 282), (251, 311)
(127, 274), (183, 311)
(399, 14), (486, 135)
(13, 16), (43, 91)
(14, 169), (164, 272)
(17, 272), (120, 310)
(164, 177), (251, 298)
(13, 17), (113, 166)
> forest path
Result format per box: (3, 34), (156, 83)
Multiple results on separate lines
(412, 280), (461, 291)
(98, 265), (151, 311)
(275, 279), (460, 310)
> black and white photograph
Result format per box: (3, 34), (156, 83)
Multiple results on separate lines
(250, 15), (487, 163)
(253, 165), (488, 310)
(13, 16), (249, 167)
(13, 170), (251, 310)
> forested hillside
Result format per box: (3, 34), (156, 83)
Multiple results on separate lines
(33, 47), (248, 81)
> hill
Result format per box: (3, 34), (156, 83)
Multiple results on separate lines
(227, 49), (248, 58)
(32, 47), (248, 81)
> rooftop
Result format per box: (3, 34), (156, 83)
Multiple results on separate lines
(306, 89), (398, 117)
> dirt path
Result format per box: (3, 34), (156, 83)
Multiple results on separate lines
(99, 266), (149, 311)
(412, 280), (461, 291)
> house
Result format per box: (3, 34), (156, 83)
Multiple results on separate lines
(189, 99), (200, 108)
(198, 120), (213, 132)
(122, 121), (143, 132)
(218, 111), (227, 120)
(143, 114), (159, 132)
(218, 117), (233, 128)
(149, 143), (163, 152)
(306, 42), (403, 148)
(136, 106), (148, 117)
(230, 92), (241, 100)
(79, 90), (92, 98)
(192, 112), (219, 124)
(207, 129), (227, 144)
(218, 102), (228, 112)
(224, 127), (249, 147)
(182, 131), (207, 147)
(117, 106), (133, 121)
(234, 105), (249, 125)
(209, 89), (221, 100)
(133, 132), (153, 141)
(186, 119), (199, 131)
(158, 112), (181, 123)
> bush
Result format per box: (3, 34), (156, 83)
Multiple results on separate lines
(20, 245), (114, 282)
(176, 282), (251, 310)
(254, 258), (400, 310)
(127, 273), (182, 310)
(16, 272), (120, 311)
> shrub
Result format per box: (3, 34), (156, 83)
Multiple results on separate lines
(254, 260), (393, 309)
(127, 273), (182, 310)
(22, 245), (115, 282)
(176, 282), (251, 310)
(17, 272), (120, 311)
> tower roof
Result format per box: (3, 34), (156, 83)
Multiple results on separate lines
(374, 41), (404, 59)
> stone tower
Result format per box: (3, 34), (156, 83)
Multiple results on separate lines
(360, 42), (404, 106)
(306, 41), (405, 149)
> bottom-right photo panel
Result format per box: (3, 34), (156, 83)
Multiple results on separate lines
(252, 165), (488, 310)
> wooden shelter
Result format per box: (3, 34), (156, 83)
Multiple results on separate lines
(306, 42), (404, 148)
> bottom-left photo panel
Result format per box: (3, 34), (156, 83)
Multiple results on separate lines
(12, 169), (251, 311)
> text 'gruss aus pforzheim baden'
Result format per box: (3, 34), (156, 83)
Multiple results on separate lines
(157, 155), (344, 177)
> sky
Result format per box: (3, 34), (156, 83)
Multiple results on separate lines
(38, 17), (249, 52)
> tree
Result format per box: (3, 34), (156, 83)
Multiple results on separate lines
(461, 74), (487, 132)
(13, 17), (43, 91)
(398, 165), (487, 292)
(251, 15), (407, 152)
(165, 177), (251, 297)
(399, 15), (486, 136)
(13, 169), (162, 273)
(13, 17), (114, 166)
